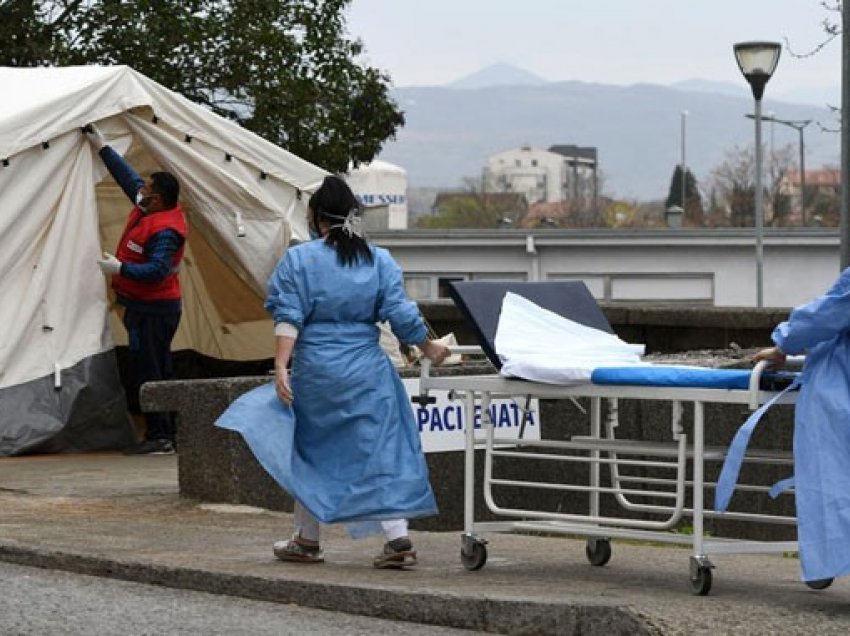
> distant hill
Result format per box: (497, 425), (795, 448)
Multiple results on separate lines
(449, 63), (548, 88)
(378, 79), (839, 200)
(670, 79), (746, 97)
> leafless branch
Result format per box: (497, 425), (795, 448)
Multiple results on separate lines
(784, 1), (841, 58)
(783, 31), (839, 58)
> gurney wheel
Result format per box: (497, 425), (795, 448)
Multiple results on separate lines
(805, 578), (833, 590)
(585, 538), (612, 567)
(690, 567), (713, 596)
(460, 541), (487, 571)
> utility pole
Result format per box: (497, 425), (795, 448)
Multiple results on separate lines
(798, 125), (807, 224)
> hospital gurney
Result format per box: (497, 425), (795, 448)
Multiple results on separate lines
(416, 281), (803, 595)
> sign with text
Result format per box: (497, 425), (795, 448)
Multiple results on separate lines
(402, 379), (542, 454)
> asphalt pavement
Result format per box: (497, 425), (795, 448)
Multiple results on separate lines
(2, 453), (850, 635)
(0, 561), (479, 636)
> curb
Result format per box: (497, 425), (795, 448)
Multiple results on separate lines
(0, 543), (662, 635)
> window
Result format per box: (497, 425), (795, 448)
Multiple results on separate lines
(611, 276), (713, 302)
(404, 277), (431, 300)
(547, 272), (714, 303)
(515, 159), (521, 167)
(547, 274), (606, 299)
(531, 159), (538, 167)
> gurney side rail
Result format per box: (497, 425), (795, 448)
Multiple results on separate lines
(567, 437), (793, 463)
(481, 393), (688, 531)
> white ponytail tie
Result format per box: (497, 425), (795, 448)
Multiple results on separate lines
(327, 208), (364, 238)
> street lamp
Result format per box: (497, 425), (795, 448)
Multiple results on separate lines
(734, 40), (782, 308)
(745, 113), (812, 224)
(680, 110), (688, 214)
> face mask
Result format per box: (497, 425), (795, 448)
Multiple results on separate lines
(136, 191), (153, 212)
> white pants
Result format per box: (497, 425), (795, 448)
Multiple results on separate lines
(294, 501), (408, 543)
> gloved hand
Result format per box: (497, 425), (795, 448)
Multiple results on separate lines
(97, 252), (122, 276)
(418, 339), (451, 365)
(83, 123), (107, 150)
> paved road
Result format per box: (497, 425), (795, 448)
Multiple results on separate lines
(7, 454), (850, 634)
(0, 562), (478, 636)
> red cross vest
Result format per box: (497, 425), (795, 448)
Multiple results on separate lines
(112, 205), (187, 302)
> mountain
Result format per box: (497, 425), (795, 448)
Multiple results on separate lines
(673, 78), (840, 107)
(378, 80), (839, 200)
(671, 79), (746, 97)
(449, 63), (548, 89)
(774, 86), (841, 107)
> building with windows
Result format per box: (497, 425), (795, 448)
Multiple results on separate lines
(370, 228), (841, 308)
(483, 144), (598, 205)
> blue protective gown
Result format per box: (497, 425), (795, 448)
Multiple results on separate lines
(216, 240), (437, 526)
(772, 267), (850, 582)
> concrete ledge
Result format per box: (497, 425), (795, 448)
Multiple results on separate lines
(0, 543), (658, 635)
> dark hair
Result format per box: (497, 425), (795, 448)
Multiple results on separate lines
(309, 175), (373, 267)
(151, 172), (180, 208)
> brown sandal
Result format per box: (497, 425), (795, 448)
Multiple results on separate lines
(373, 538), (417, 569)
(273, 535), (324, 563)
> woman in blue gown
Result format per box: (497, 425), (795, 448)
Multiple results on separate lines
(754, 267), (850, 584)
(218, 175), (448, 569)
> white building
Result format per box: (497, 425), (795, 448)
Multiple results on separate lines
(483, 144), (598, 205)
(370, 228), (841, 308)
(346, 160), (408, 230)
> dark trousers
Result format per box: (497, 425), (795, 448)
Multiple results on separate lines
(123, 308), (181, 441)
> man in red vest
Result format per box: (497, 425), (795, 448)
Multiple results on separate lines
(85, 124), (187, 455)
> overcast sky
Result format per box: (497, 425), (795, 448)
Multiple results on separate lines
(346, 1), (842, 103)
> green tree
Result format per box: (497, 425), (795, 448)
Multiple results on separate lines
(0, 1), (78, 65)
(810, 188), (840, 227)
(418, 195), (505, 229)
(664, 165), (705, 226)
(0, 0), (403, 172)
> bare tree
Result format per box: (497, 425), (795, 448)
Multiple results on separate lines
(766, 143), (797, 226)
(709, 144), (796, 227)
(710, 145), (756, 227)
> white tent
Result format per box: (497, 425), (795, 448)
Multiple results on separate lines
(0, 65), (327, 455)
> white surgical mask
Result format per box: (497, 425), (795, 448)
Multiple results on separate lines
(136, 191), (153, 212)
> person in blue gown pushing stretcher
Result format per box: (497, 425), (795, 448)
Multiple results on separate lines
(752, 266), (850, 584)
(217, 175), (449, 569)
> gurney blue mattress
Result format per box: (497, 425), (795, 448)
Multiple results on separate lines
(591, 366), (797, 390)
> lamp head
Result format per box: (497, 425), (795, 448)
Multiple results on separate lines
(733, 41), (782, 100)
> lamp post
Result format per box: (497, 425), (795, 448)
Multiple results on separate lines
(745, 113), (812, 224)
(734, 41), (782, 308)
(767, 110), (775, 159)
(680, 110), (688, 214)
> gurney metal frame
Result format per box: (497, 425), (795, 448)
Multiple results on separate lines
(418, 347), (800, 595)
